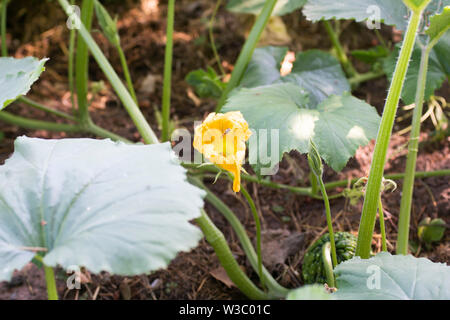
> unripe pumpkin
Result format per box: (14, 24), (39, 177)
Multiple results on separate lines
(302, 232), (357, 284)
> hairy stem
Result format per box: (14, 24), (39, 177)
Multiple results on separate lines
(356, 10), (422, 258)
(397, 45), (430, 255)
(215, 0), (277, 111)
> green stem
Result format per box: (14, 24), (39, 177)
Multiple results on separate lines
(0, 111), (82, 132)
(324, 170), (450, 190)
(317, 176), (338, 267)
(196, 209), (268, 300)
(58, 0), (158, 144)
(117, 44), (138, 105)
(240, 185), (264, 288)
(76, 0), (95, 125)
(378, 195), (387, 252)
(349, 70), (385, 87)
(34, 256), (58, 300)
(1, 0), (7, 56)
(215, 0), (277, 112)
(0, 110), (130, 142)
(356, 9), (423, 259)
(186, 163), (450, 198)
(87, 122), (132, 142)
(189, 177), (288, 298)
(18, 96), (77, 121)
(68, 0), (76, 113)
(161, 0), (175, 141)
(209, 0), (226, 77)
(322, 242), (335, 288)
(397, 45), (430, 255)
(44, 265), (58, 300)
(323, 20), (357, 78)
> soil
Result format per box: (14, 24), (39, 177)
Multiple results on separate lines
(0, 0), (448, 300)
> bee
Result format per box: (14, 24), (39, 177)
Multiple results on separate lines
(222, 128), (231, 137)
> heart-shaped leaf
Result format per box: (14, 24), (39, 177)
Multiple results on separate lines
(0, 57), (48, 110)
(334, 252), (450, 299)
(227, 0), (307, 16)
(281, 50), (350, 106)
(239, 46), (288, 88)
(238, 47), (350, 106)
(222, 83), (380, 172)
(0, 137), (205, 281)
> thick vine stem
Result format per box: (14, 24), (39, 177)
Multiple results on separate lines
(189, 176), (289, 298)
(215, 0), (277, 111)
(196, 209), (268, 300)
(322, 242), (335, 288)
(356, 9), (423, 258)
(397, 45), (430, 255)
(76, 0), (95, 125)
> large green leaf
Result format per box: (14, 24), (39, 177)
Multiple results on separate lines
(334, 252), (450, 300)
(222, 83), (380, 172)
(0, 57), (48, 110)
(0, 137), (205, 281)
(303, 0), (449, 31)
(227, 0), (307, 16)
(281, 50), (350, 106)
(383, 42), (448, 104)
(287, 284), (334, 300)
(239, 46), (288, 88)
(238, 47), (350, 106)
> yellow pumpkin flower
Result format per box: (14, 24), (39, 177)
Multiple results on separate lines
(193, 111), (252, 192)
